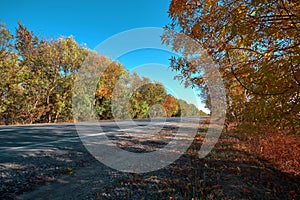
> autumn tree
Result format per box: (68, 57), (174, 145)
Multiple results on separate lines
(163, 0), (300, 132)
(163, 94), (179, 117)
(0, 22), (89, 124)
(95, 60), (127, 119)
(0, 24), (19, 124)
(129, 76), (160, 119)
(13, 23), (45, 124)
(0, 22), (203, 124)
(48, 36), (88, 122)
(15, 23), (88, 123)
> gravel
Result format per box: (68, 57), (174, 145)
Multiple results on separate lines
(0, 145), (98, 200)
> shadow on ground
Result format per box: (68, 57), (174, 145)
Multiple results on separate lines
(0, 119), (299, 199)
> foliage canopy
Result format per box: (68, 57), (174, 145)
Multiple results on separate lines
(163, 0), (300, 132)
(0, 22), (205, 125)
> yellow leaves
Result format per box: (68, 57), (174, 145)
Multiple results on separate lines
(203, 1), (213, 13)
(237, 3), (247, 15)
(263, 52), (271, 61)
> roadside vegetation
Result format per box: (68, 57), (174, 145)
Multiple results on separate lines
(0, 22), (206, 125)
(162, 0), (300, 187)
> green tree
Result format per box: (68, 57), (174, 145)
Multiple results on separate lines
(177, 99), (199, 117)
(15, 23), (88, 123)
(0, 22), (89, 124)
(49, 36), (88, 122)
(130, 78), (167, 119)
(129, 74), (150, 119)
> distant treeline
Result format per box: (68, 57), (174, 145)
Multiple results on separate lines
(0, 23), (207, 125)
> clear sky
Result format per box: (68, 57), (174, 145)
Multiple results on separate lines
(0, 0), (209, 113)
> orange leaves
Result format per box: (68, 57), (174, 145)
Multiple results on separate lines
(232, 126), (300, 176)
(164, 0), (300, 130)
(194, 137), (204, 142)
(163, 95), (179, 117)
(257, 132), (300, 175)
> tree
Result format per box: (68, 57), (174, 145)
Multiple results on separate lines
(163, 94), (179, 117)
(163, 0), (300, 131)
(129, 78), (167, 119)
(199, 110), (208, 116)
(95, 59), (127, 120)
(13, 23), (45, 124)
(0, 23), (20, 124)
(0, 22), (204, 124)
(0, 22), (89, 124)
(49, 36), (88, 122)
(177, 99), (200, 117)
(14, 23), (88, 123)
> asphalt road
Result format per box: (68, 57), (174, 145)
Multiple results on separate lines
(0, 117), (203, 161)
(0, 117), (206, 199)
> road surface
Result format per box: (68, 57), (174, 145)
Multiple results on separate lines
(0, 117), (206, 199)
(0, 117), (203, 157)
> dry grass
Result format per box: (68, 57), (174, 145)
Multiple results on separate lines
(227, 125), (300, 176)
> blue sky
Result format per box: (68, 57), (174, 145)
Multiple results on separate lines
(0, 0), (209, 113)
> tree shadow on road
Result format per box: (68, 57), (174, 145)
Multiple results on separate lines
(1, 121), (299, 199)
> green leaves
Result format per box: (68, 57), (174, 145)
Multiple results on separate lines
(0, 22), (89, 124)
(0, 22), (205, 125)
